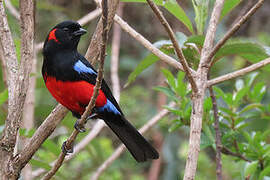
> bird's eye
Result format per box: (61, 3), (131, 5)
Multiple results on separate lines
(63, 28), (69, 32)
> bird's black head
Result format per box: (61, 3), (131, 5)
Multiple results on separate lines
(43, 20), (87, 53)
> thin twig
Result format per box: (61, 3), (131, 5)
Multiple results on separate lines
(41, 1), (109, 179)
(208, 0), (265, 67)
(221, 146), (250, 162)
(208, 57), (270, 86)
(85, 0), (119, 65)
(91, 102), (175, 180)
(31, 120), (106, 178)
(110, 3), (123, 101)
(146, 0), (198, 93)
(209, 83), (222, 180)
(114, 15), (188, 72)
(78, 8), (102, 26)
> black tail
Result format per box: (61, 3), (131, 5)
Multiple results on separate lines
(103, 115), (159, 162)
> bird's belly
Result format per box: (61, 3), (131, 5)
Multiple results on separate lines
(45, 76), (107, 115)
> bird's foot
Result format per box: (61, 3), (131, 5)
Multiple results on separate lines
(61, 141), (73, 154)
(74, 113), (98, 133)
(74, 120), (86, 133)
(86, 113), (98, 121)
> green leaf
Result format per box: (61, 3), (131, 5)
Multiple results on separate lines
(0, 89), (8, 106)
(244, 161), (258, 177)
(214, 40), (269, 62)
(125, 53), (159, 87)
(200, 132), (213, 149)
(164, 0), (194, 34)
(235, 79), (244, 91)
(247, 72), (259, 87)
(164, 106), (182, 116)
(220, 0), (242, 21)
(233, 87), (248, 106)
(203, 97), (213, 112)
(251, 82), (266, 102)
(192, 0), (209, 35)
(121, 0), (194, 34)
(239, 103), (262, 115)
(213, 86), (226, 99)
(42, 139), (61, 156)
(259, 166), (270, 180)
(185, 35), (205, 47)
(168, 120), (183, 132)
(175, 71), (187, 97)
(161, 68), (176, 90)
(125, 47), (172, 87)
(175, 32), (187, 47)
(30, 159), (51, 170)
(153, 86), (178, 101)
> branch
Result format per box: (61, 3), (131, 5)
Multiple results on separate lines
(0, 0), (34, 178)
(14, 104), (68, 170)
(77, 8), (102, 26)
(110, 3), (123, 102)
(0, 44), (8, 86)
(145, 0), (197, 93)
(208, 0), (265, 67)
(31, 120), (106, 178)
(85, 0), (119, 65)
(221, 146), (250, 162)
(91, 102), (175, 180)
(184, 1), (225, 179)
(35, 9), (102, 52)
(199, 1), (225, 69)
(4, 0), (20, 20)
(208, 57), (270, 86)
(42, 1), (109, 179)
(114, 15), (189, 72)
(20, 50), (37, 180)
(209, 85), (222, 180)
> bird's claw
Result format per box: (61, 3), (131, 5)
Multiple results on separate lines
(86, 113), (98, 121)
(74, 120), (86, 133)
(61, 141), (73, 154)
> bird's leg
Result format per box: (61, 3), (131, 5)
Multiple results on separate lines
(74, 108), (99, 133)
(61, 141), (74, 154)
(74, 120), (86, 133)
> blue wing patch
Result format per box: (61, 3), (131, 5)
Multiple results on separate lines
(98, 99), (121, 115)
(74, 60), (97, 75)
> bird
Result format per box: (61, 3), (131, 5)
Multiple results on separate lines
(42, 20), (159, 162)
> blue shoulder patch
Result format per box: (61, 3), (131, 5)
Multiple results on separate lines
(74, 60), (97, 75)
(98, 99), (121, 115)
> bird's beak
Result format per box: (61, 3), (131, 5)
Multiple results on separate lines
(73, 28), (87, 36)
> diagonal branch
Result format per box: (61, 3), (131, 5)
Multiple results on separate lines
(208, 0), (265, 67)
(146, 0), (198, 93)
(208, 57), (270, 86)
(85, 0), (119, 65)
(41, 1), (109, 179)
(14, 104), (68, 171)
(91, 102), (175, 180)
(114, 15), (188, 72)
